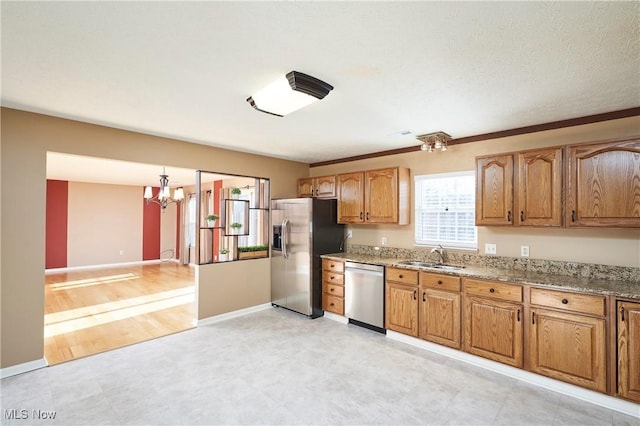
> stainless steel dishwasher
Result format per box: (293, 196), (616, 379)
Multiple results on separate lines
(344, 261), (385, 330)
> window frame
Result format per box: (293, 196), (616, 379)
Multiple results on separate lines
(414, 170), (477, 250)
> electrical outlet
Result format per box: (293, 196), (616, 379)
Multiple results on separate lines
(521, 245), (530, 257)
(381, 237), (387, 246)
(347, 230), (353, 239)
(485, 243), (497, 255)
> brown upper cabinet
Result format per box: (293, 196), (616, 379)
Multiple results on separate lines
(337, 167), (410, 224)
(476, 147), (563, 227)
(566, 138), (640, 228)
(476, 154), (514, 225)
(297, 175), (336, 198)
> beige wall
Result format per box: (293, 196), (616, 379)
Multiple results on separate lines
(160, 202), (178, 260)
(0, 108), (307, 368)
(67, 182), (143, 266)
(196, 258), (270, 319)
(311, 117), (640, 268)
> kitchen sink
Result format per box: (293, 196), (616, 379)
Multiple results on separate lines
(397, 260), (464, 270)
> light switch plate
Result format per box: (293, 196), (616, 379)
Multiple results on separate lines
(381, 237), (387, 246)
(347, 230), (353, 239)
(485, 243), (497, 255)
(521, 245), (530, 257)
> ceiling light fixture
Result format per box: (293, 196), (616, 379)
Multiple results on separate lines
(246, 71), (334, 117)
(418, 132), (451, 153)
(144, 168), (184, 211)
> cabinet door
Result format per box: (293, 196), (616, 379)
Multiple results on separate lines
(529, 308), (606, 392)
(297, 178), (314, 198)
(618, 301), (640, 402)
(365, 168), (398, 223)
(566, 139), (640, 227)
(476, 155), (514, 225)
(463, 296), (523, 367)
(419, 288), (461, 349)
(337, 172), (364, 223)
(516, 147), (563, 226)
(315, 175), (336, 198)
(385, 282), (418, 337)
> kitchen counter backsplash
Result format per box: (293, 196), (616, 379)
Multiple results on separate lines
(345, 244), (640, 283)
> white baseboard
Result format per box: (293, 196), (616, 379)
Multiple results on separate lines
(1, 358), (48, 379)
(386, 331), (640, 418)
(45, 259), (167, 274)
(197, 303), (273, 326)
(323, 311), (349, 324)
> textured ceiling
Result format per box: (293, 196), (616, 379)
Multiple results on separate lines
(2, 2), (639, 165)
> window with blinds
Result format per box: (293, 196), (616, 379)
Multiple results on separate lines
(414, 171), (477, 249)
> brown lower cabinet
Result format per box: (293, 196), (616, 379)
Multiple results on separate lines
(385, 267), (419, 336)
(322, 259), (344, 315)
(381, 267), (639, 403)
(529, 288), (607, 392)
(529, 307), (606, 392)
(617, 301), (640, 402)
(419, 272), (461, 349)
(463, 278), (524, 368)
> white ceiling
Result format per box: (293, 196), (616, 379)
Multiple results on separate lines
(2, 1), (639, 168)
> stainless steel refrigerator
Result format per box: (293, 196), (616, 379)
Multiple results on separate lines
(271, 198), (345, 318)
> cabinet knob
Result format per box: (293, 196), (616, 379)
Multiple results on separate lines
(422, 291), (426, 302)
(330, 288), (334, 292)
(330, 303), (334, 306)
(520, 211), (524, 222)
(489, 288), (495, 293)
(561, 298), (568, 304)
(437, 280), (443, 285)
(399, 274), (403, 278)
(571, 210), (576, 222)
(507, 211), (512, 222)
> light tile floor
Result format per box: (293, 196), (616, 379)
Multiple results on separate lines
(1, 308), (638, 425)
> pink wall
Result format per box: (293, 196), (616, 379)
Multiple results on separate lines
(142, 187), (161, 261)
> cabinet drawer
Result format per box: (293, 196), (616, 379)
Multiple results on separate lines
(323, 282), (345, 298)
(323, 272), (344, 285)
(420, 272), (461, 292)
(386, 267), (418, 286)
(322, 259), (344, 273)
(530, 288), (605, 317)
(323, 294), (344, 315)
(464, 278), (522, 303)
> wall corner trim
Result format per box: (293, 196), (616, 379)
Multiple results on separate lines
(386, 331), (640, 418)
(197, 303), (273, 327)
(1, 358), (48, 379)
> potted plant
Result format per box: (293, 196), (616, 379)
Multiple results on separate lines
(230, 187), (242, 199)
(218, 248), (229, 262)
(230, 222), (243, 232)
(206, 214), (219, 227)
(237, 244), (269, 259)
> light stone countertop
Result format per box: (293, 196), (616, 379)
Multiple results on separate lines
(322, 252), (640, 300)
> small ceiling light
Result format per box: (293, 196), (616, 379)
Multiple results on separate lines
(144, 167), (184, 211)
(417, 132), (451, 153)
(247, 71), (334, 117)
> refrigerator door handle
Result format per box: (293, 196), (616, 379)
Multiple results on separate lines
(282, 219), (290, 259)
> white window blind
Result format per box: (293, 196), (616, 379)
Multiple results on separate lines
(414, 171), (477, 249)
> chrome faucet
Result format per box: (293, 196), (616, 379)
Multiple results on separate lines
(431, 244), (445, 264)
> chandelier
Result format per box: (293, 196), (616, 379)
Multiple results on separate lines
(144, 168), (184, 210)
(418, 132), (451, 152)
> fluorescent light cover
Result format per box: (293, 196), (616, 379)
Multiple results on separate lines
(250, 76), (317, 116)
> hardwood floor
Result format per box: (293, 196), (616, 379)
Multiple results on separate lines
(44, 262), (195, 365)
